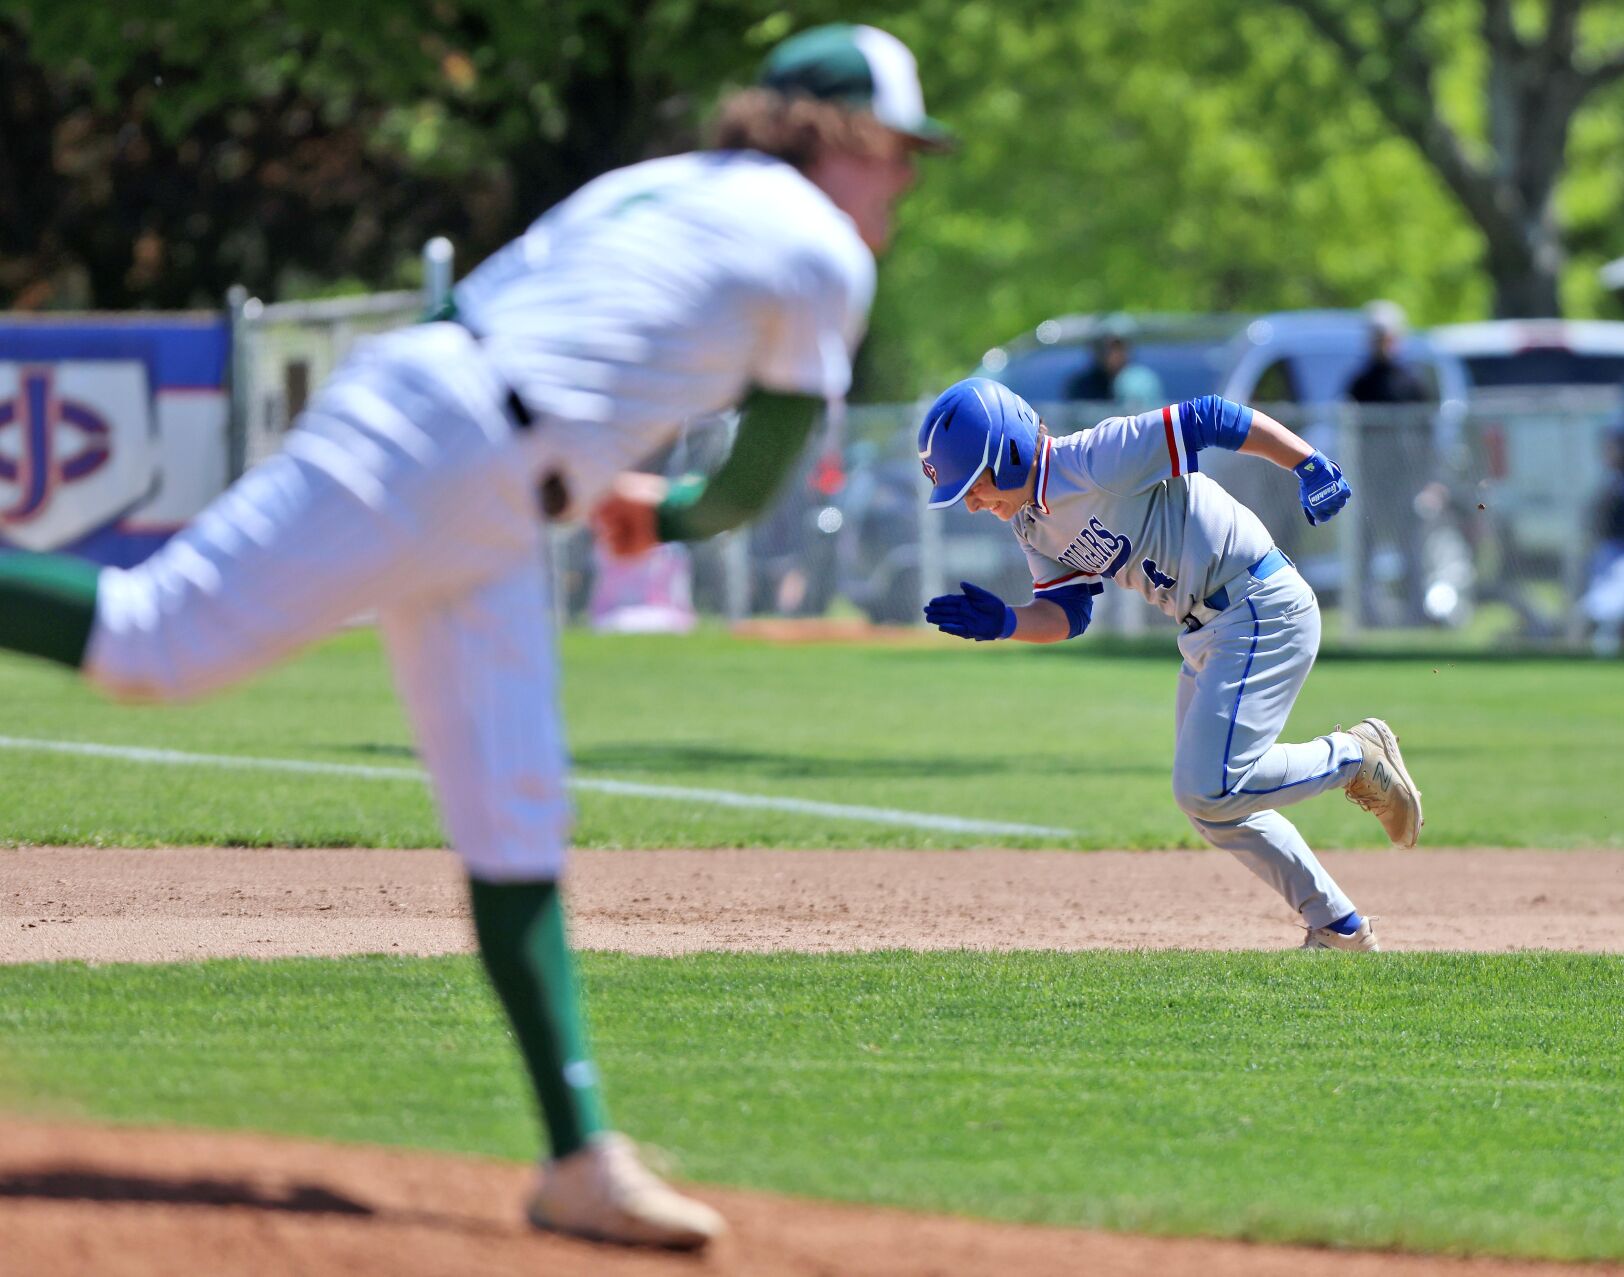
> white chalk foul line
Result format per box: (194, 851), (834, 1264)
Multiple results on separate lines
(0, 735), (1074, 840)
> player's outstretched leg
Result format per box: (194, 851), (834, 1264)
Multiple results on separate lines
(1186, 809), (1382, 950)
(1173, 571), (1383, 948)
(1342, 718), (1424, 848)
(382, 575), (723, 1250)
(0, 552), (100, 669)
(468, 879), (724, 1250)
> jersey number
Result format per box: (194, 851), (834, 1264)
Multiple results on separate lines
(1142, 558), (1176, 590)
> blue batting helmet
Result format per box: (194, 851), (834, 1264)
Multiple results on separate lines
(916, 377), (1040, 509)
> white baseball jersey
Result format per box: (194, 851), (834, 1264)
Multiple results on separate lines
(1014, 407), (1275, 622)
(88, 149), (879, 882)
(454, 150), (876, 514)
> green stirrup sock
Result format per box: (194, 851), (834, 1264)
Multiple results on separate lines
(0, 552), (101, 668)
(468, 878), (608, 1159)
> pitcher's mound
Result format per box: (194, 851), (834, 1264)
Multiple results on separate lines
(2, 1118), (1614, 1277)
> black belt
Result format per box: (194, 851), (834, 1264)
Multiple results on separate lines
(1182, 547), (1290, 633)
(503, 386), (534, 430)
(447, 314), (535, 431)
(446, 316), (569, 514)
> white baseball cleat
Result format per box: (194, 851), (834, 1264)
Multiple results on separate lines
(1344, 717), (1423, 848)
(1301, 916), (1381, 951)
(527, 1133), (726, 1250)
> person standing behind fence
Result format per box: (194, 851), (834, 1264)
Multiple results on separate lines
(1067, 329), (1165, 411)
(1344, 301), (1433, 625)
(1580, 424), (1624, 655)
(0, 23), (950, 1250)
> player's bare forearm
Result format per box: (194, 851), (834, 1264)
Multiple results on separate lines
(1239, 409), (1353, 524)
(1009, 598), (1072, 643)
(1236, 410), (1314, 470)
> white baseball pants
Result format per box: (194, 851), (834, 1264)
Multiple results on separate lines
(85, 324), (572, 881)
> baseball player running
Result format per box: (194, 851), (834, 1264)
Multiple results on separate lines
(917, 379), (1423, 951)
(0, 25), (949, 1248)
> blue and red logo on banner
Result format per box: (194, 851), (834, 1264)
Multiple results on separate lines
(0, 318), (230, 566)
(1, 366), (115, 520)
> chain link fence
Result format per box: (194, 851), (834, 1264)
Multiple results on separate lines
(226, 240), (453, 475)
(224, 276), (1623, 651)
(569, 393), (1623, 652)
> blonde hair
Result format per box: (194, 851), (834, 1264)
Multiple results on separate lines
(708, 88), (902, 172)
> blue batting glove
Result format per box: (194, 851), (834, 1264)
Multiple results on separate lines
(923, 581), (1017, 641)
(1293, 450), (1352, 526)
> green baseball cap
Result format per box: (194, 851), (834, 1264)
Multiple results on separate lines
(760, 24), (954, 152)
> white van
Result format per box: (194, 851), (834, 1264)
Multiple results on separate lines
(1428, 320), (1624, 389)
(1428, 321), (1624, 567)
(975, 312), (1471, 623)
(978, 310), (1469, 412)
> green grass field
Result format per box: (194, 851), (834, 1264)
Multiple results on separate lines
(1, 627), (1621, 849)
(2, 950), (1620, 1260)
(5, 629), (1622, 1262)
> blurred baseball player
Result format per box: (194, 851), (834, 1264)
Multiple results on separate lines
(917, 378), (1422, 951)
(0, 24), (949, 1248)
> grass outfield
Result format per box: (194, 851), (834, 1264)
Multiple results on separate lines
(1, 949), (1620, 1260)
(1, 627), (1621, 849)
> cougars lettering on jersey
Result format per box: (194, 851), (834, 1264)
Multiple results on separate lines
(1057, 516), (1132, 579)
(1015, 410), (1274, 623)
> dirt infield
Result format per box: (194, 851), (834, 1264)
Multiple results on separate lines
(4, 844), (1621, 1275)
(3, 846), (1621, 963)
(4, 1117), (1620, 1277)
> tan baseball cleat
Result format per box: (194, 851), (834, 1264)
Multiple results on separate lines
(1301, 916), (1381, 951)
(527, 1133), (726, 1250)
(1344, 718), (1423, 848)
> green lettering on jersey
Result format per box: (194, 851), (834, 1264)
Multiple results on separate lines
(609, 190), (665, 217)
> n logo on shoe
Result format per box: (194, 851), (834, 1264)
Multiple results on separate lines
(1374, 762), (1391, 792)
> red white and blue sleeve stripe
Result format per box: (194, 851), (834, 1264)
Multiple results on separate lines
(1164, 396), (1254, 476)
(1033, 435), (1055, 514)
(1033, 569), (1105, 598)
(1161, 403), (1195, 477)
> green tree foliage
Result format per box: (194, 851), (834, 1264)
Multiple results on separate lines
(1274, 0), (1624, 317)
(861, 0), (1479, 394)
(867, 0), (1623, 396)
(0, 0), (805, 308)
(1, 1), (1620, 397)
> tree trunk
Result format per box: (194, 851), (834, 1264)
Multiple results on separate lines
(1491, 259), (1562, 317)
(1483, 208), (1564, 317)
(1281, 0), (1624, 321)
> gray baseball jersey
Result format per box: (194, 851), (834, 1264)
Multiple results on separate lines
(1014, 406), (1275, 622)
(1006, 403), (1365, 930)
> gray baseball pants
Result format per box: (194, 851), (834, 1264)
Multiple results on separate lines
(1172, 566), (1362, 929)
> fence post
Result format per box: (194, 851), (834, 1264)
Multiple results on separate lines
(1337, 404), (1364, 638)
(547, 524), (570, 635)
(721, 531), (751, 622)
(224, 284), (260, 481)
(1562, 417), (1595, 646)
(423, 237), (454, 314)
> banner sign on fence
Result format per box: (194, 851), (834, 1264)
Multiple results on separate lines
(0, 316), (230, 565)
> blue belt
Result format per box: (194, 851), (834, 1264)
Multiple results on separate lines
(1183, 547), (1290, 632)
